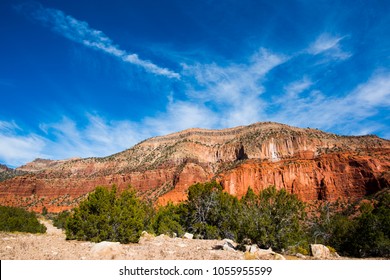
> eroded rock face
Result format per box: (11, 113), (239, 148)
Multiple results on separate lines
(0, 122), (389, 212)
(217, 151), (389, 201)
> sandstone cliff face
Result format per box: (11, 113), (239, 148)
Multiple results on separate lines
(217, 152), (389, 200)
(0, 122), (389, 212)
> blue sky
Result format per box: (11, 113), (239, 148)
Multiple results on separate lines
(1, 0), (390, 167)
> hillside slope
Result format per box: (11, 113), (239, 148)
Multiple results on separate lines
(0, 122), (389, 212)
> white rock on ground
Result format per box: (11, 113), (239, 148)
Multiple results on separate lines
(90, 241), (124, 259)
(310, 244), (331, 259)
(183, 233), (193, 239)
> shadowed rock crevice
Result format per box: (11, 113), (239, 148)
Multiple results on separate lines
(317, 179), (327, 200)
(235, 145), (248, 161)
(365, 177), (382, 196)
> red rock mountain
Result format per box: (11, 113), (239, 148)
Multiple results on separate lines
(0, 122), (389, 212)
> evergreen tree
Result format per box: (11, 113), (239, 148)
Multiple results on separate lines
(238, 186), (307, 251)
(151, 202), (185, 237)
(0, 205), (46, 233)
(184, 181), (239, 239)
(65, 185), (150, 243)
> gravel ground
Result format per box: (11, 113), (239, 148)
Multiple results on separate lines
(2, 219), (373, 260)
(0, 218), (249, 260)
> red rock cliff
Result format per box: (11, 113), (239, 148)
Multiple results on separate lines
(0, 122), (389, 212)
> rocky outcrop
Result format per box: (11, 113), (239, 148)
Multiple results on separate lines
(310, 244), (340, 259)
(216, 151), (389, 201)
(0, 164), (26, 182)
(16, 158), (81, 173)
(0, 122), (389, 212)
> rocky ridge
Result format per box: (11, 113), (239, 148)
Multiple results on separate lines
(16, 158), (80, 172)
(0, 164), (26, 182)
(0, 122), (389, 212)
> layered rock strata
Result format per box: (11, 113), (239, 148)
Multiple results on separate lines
(0, 122), (389, 212)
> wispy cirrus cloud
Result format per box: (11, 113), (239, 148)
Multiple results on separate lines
(0, 47), (286, 167)
(17, 2), (180, 79)
(270, 71), (390, 134)
(0, 121), (46, 167)
(38, 115), (146, 160)
(182, 48), (287, 127)
(0, 108), (218, 167)
(2, 10), (389, 169)
(0, 115), (149, 167)
(143, 100), (218, 136)
(307, 33), (351, 60)
(2, 63), (389, 167)
(283, 77), (313, 99)
(352, 71), (390, 106)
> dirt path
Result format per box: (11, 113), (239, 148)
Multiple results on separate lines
(40, 218), (63, 236)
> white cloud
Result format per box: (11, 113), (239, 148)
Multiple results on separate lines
(38, 115), (145, 160)
(2, 70), (389, 167)
(182, 48), (286, 127)
(269, 72), (390, 132)
(0, 120), (21, 132)
(0, 106), (216, 167)
(0, 115), (150, 167)
(283, 77), (313, 99)
(0, 44), (285, 166)
(0, 121), (46, 167)
(143, 100), (218, 136)
(4, 9), (389, 168)
(353, 72), (390, 106)
(21, 3), (180, 79)
(307, 33), (351, 60)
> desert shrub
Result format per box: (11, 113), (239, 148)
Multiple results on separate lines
(183, 181), (239, 239)
(237, 186), (307, 251)
(344, 193), (390, 257)
(0, 205), (46, 233)
(176, 182), (307, 251)
(309, 201), (355, 250)
(326, 245), (337, 254)
(286, 245), (310, 256)
(308, 192), (390, 258)
(150, 202), (185, 237)
(65, 185), (151, 243)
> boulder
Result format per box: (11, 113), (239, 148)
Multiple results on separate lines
(249, 244), (259, 253)
(310, 244), (331, 259)
(183, 232), (193, 239)
(222, 240), (236, 251)
(256, 247), (273, 256)
(90, 241), (124, 259)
